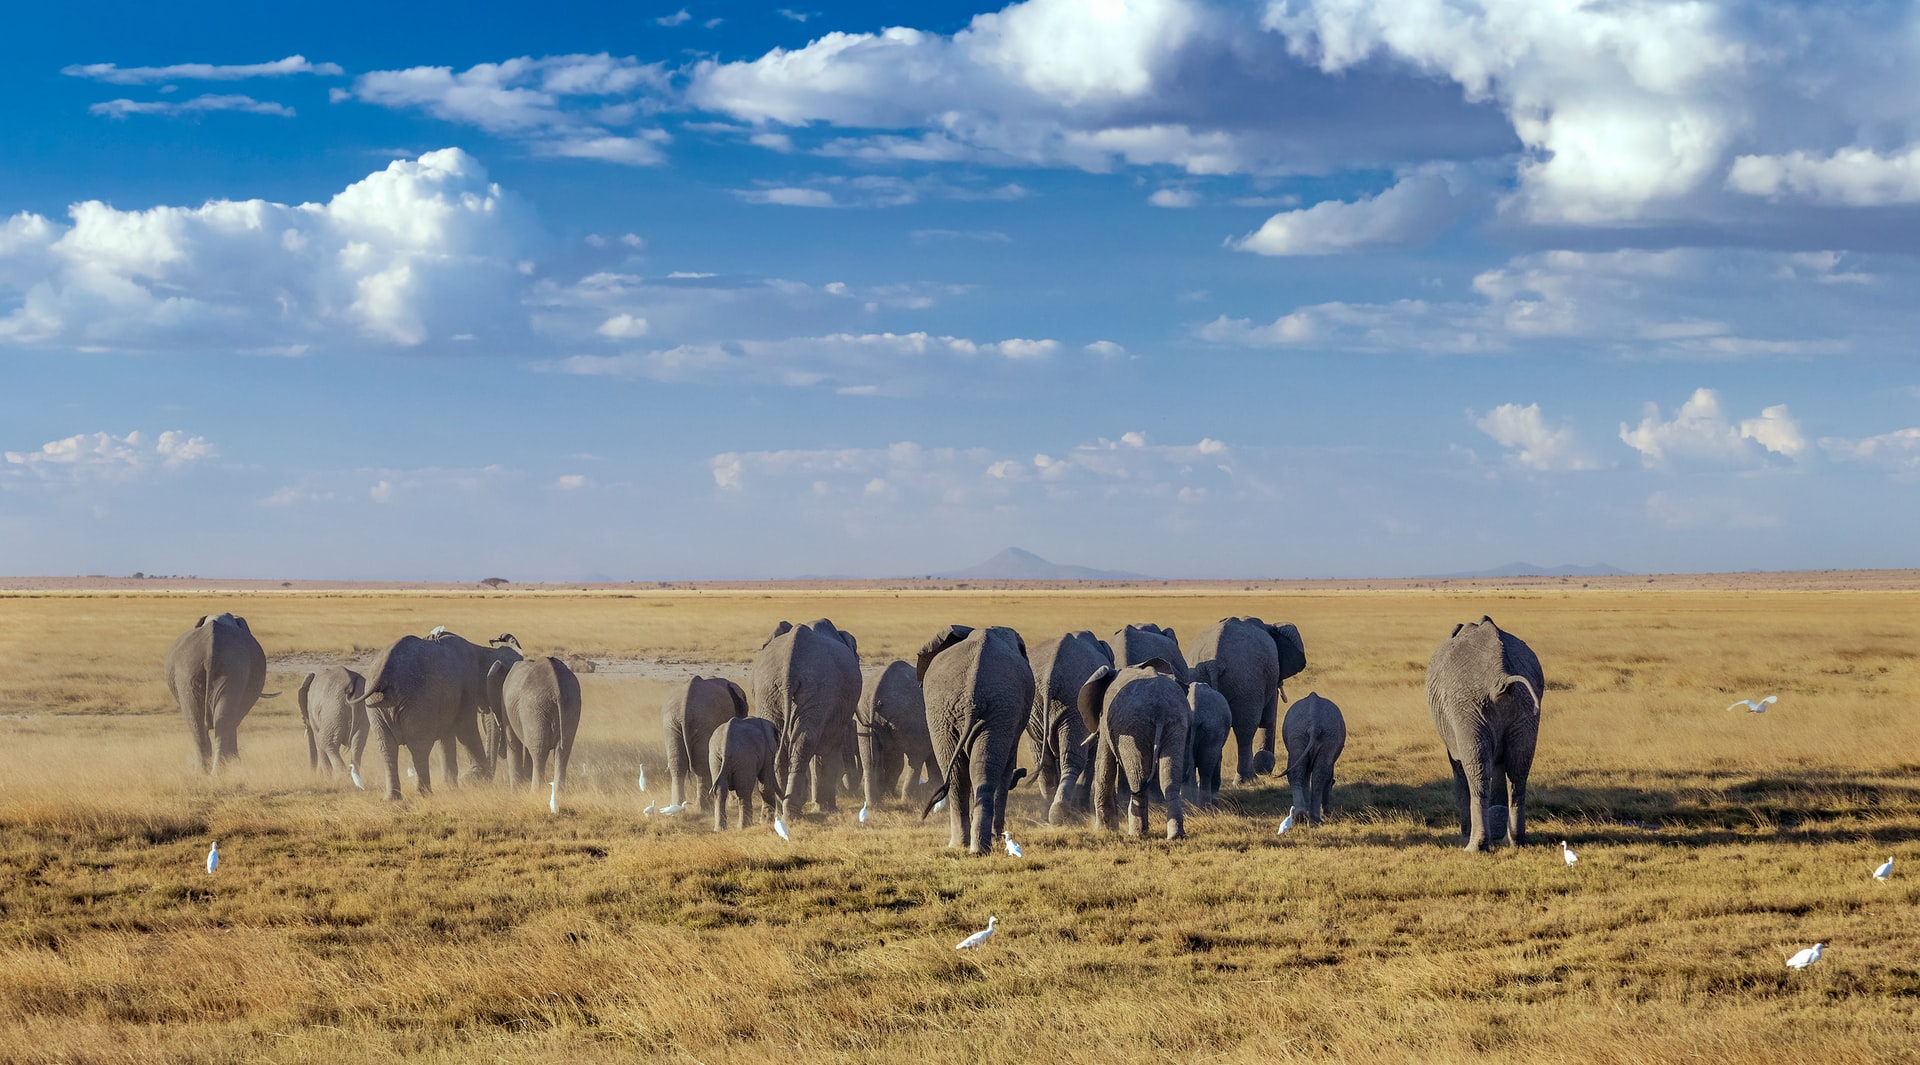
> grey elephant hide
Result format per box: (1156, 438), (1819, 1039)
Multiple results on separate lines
(363, 631), (522, 800)
(918, 625), (1035, 855)
(299, 666), (367, 782)
(1282, 691), (1346, 825)
(166, 612), (273, 774)
(1184, 681), (1231, 807)
(857, 660), (940, 807)
(1188, 616), (1307, 782)
(1426, 616), (1543, 851)
(1079, 661), (1190, 840)
(709, 716), (782, 830)
(663, 676), (750, 808)
(489, 656), (582, 795)
(1026, 631), (1114, 824)
(752, 619), (862, 822)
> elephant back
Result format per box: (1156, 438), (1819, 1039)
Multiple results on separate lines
(1028, 632), (1112, 744)
(860, 660), (925, 730)
(1109, 625), (1190, 687)
(1426, 617), (1544, 717)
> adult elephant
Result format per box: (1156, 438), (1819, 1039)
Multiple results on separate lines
(299, 666), (367, 784)
(662, 676), (751, 809)
(752, 619), (861, 822)
(918, 625), (1035, 855)
(1108, 624), (1189, 685)
(1079, 661), (1190, 840)
(362, 631), (522, 800)
(1026, 631), (1113, 824)
(857, 660), (940, 808)
(1427, 616), (1544, 852)
(1188, 617), (1307, 782)
(488, 656), (582, 795)
(165, 612), (275, 774)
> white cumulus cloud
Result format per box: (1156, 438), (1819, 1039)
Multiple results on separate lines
(1472, 403), (1603, 471)
(1619, 389), (1805, 469)
(3, 430), (215, 481)
(1233, 172), (1455, 255)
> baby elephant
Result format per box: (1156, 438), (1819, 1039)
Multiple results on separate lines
(1080, 660), (1190, 840)
(1282, 692), (1346, 825)
(299, 667), (368, 784)
(709, 716), (781, 831)
(1184, 681), (1231, 807)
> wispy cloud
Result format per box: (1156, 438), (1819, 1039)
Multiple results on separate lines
(89, 94), (294, 119)
(62, 56), (343, 84)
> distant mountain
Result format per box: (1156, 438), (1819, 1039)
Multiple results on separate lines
(942, 547), (1149, 581)
(1432, 562), (1630, 579)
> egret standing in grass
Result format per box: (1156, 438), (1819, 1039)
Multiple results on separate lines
(1874, 856), (1894, 881)
(348, 763), (365, 790)
(660, 801), (686, 816)
(642, 801), (656, 818)
(858, 802), (869, 824)
(548, 780), (559, 814)
(1786, 942), (1825, 970)
(1276, 807), (1295, 836)
(206, 841), (219, 875)
(955, 916), (996, 950)
(1005, 833), (1022, 858)
(637, 764), (647, 792)
(1561, 840), (1579, 866)
(1726, 696), (1778, 713)
(773, 818), (789, 841)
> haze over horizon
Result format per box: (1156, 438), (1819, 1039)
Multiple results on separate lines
(3, 1), (1918, 581)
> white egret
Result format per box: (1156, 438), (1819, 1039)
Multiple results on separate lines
(1005, 833), (1022, 858)
(348, 763), (366, 790)
(1726, 696), (1778, 713)
(1873, 856), (1894, 881)
(858, 803), (869, 823)
(642, 801), (656, 818)
(637, 764), (647, 792)
(1561, 840), (1579, 866)
(955, 916), (997, 951)
(932, 798), (947, 813)
(773, 818), (790, 841)
(407, 766), (417, 778)
(1276, 807), (1295, 836)
(660, 802), (686, 816)
(549, 781), (559, 815)
(1785, 942), (1825, 970)
(206, 841), (219, 875)
(429, 625), (447, 637)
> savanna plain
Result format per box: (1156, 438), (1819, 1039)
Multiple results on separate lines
(1, 584), (1918, 1064)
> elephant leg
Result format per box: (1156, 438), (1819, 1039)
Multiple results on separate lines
(1314, 762), (1336, 825)
(712, 780), (729, 831)
(533, 748), (554, 793)
(1461, 756), (1492, 853)
(759, 758), (780, 823)
(183, 699), (213, 774)
(1253, 693), (1279, 776)
(810, 752), (840, 813)
(1159, 749), (1185, 840)
(375, 725), (403, 801)
(412, 744), (434, 797)
(321, 746), (346, 778)
(554, 745), (572, 792)
(1093, 737), (1119, 832)
(946, 755), (971, 849)
(350, 727), (369, 778)
(1485, 761), (1511, 847)
(506, 733), (527, 788)
(1288, 753), (1312, 823)
(1446, 755), (1472, 842)
(212, 724), (240, 774)
(1508, 771), (1528, 848)
(438, 738), (460, 790)
(1232, 724), (1256, 785)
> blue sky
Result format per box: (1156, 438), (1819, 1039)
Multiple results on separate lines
(1, 0), (1917, 580)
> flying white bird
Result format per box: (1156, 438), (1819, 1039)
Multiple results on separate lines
(642, 801), (656, 818)
(1726, 696), (1779, 713)
(1005, 833), (1023, 858)
(1873, 856), (1894, 881)
(206, 841), (219, 875)
(858, 803), (869, 823)
(348, 763), (365, 790)
(955, 916), (997, 951)
(1562, 840), (1579, 866)
(773, 818), (790, 841)
(1786, 942), (1825, 970)
(637, 765), (647, 792)
(1276, 807), (1295, 836)
(549, 781), (559, 815)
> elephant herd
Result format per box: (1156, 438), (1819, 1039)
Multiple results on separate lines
(163, 609), (1547, 853)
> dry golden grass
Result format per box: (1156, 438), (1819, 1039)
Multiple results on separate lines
(2, 586), (1919, 1064)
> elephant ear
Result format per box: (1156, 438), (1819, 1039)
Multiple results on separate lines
(760, 620), (793, 651)
(1268, 623), (1307, 680)
(490, 633), (520, 649)
(726, 681), (750, 719)
(193, 614), (211, 629)
(1078, 664), (1116, 736)
(837, 628), (859, 654)
(1448, 621), (1467, 639)
(1013, 631), (1028, 659)
(297, 673), (315, 719)
(231, 615), (251, 633)
(1141, 657), (1175, 677)
(347, 671), (366, 703)
(1094, 638), (1116, 665)
(915, 625), (973, 682)
(1498, 675), (1541, 715)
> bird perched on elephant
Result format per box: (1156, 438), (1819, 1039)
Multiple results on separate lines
(166, 612), (276, 774)
(1108, 624), (1190, 686)
(1079, 660), (1191, 840)
(918, 625), (1036, 855)
(362, 631), (522, 800)
(1282, 692), (1346, 826)
(752, 619), (862, 822)
(708, 715), (782, 831)
(662, 676), (750, 809)
(299, 666), (367, 784)
(1184, 681), (1231, 807)
(1026, 632), (1114, 824)
(487, 655), (581, 796)
(857, 660), (941, 808)
(1188, 617), (1307, 782)
(1427, 616), (1543, 851)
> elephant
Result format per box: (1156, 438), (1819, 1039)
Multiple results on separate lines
(709, 715), (782, 831)
(487, 656), (582, 795)
(1184, 681), (1231, 807)
(751, 619), (862, 822)
(1188, 617), (1308, 783)
(1282, 692), (1346, 825)
(299, 666), (367, 783)
(1025, 631), (1114, 824)
(1427, 616), (1543, 851)
(363, 630), (523, 800)
(165, 612), (275, 774)
(1108, 624), (1190, 686)
(917, 625), (1036, 855)
(856, 660), (941, 808)
(662, 676), (751, 809)
(1079, 660), (1190, 840)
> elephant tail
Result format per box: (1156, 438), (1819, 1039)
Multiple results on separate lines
(1148, 714), (1180, 798)
(921, 716), (989, 820)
